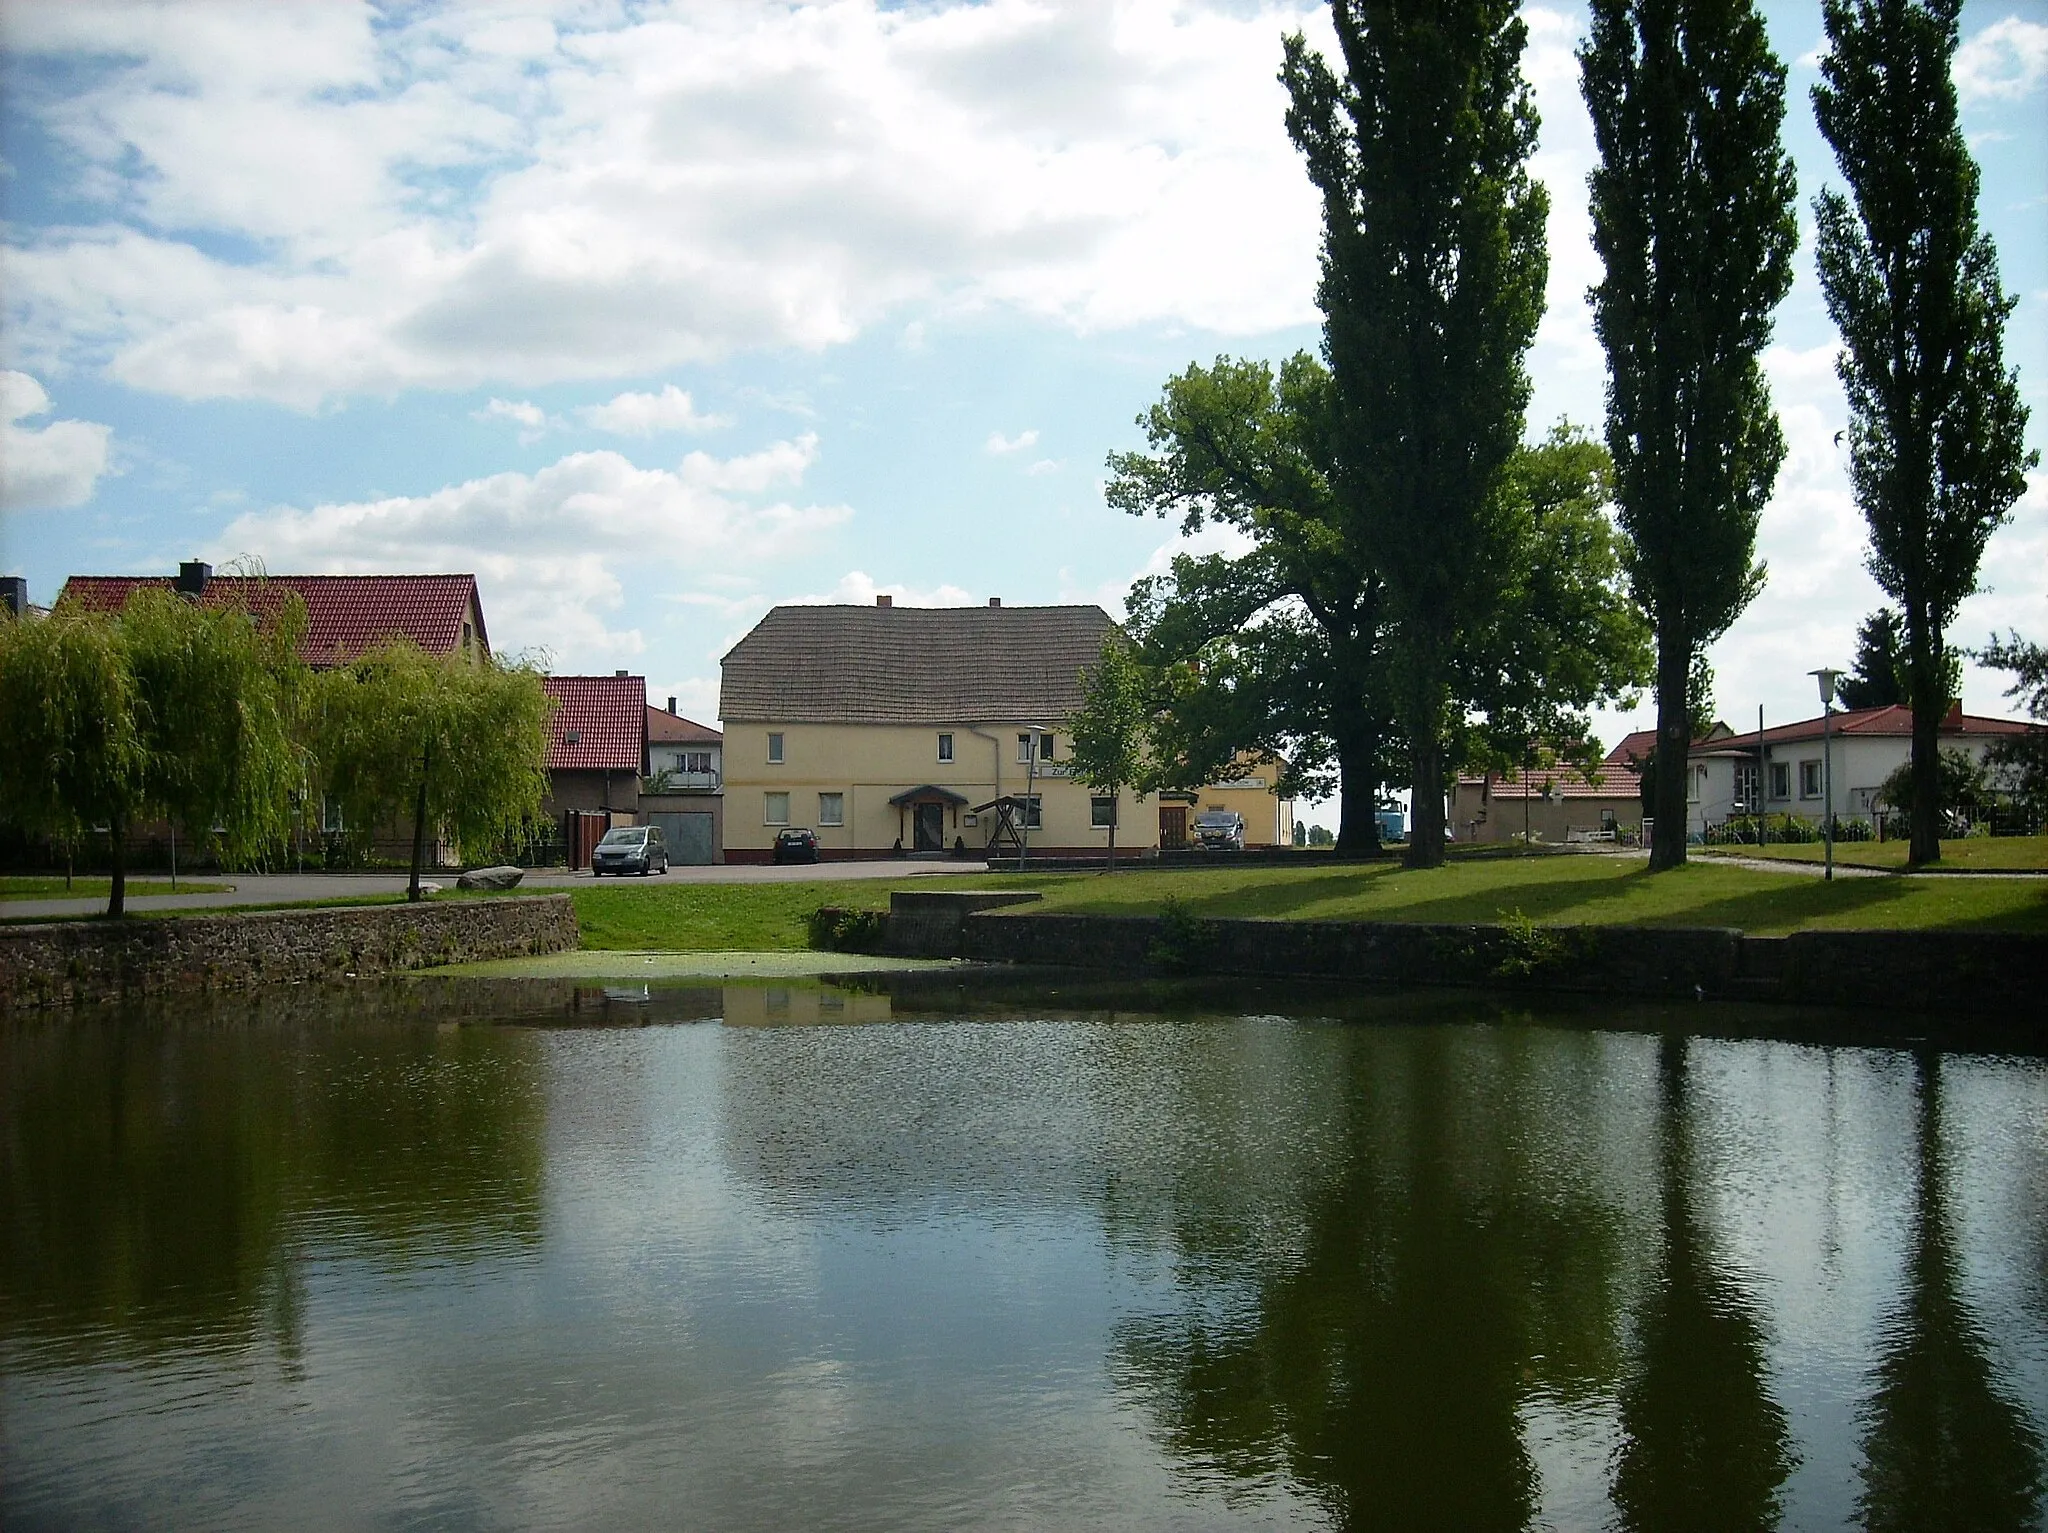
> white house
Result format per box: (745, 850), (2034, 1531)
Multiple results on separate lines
(1614, 704), (2036, 836)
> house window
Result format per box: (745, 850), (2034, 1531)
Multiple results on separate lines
(684, 751), (714, 775)
(767, 732), (784, 764)
(1734, 764), (1759, 811)
(1017, 733), (1035, 763)
(1023, 796), (1042, 829)
(1039, 733), (1055, 760)
(1091, 796), (1117, 828)
(818, 792), (844, 827)
(1016, 732), (1055, 763)
(937, 732), (954, 762)
(1688, 766), (1705, 803)
(1770, 762), (1790, 799)
(1799, 760), (1822, 799)
(321, 795), (345, 835)
(764, 791), (790, 825)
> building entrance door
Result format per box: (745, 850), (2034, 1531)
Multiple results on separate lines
(914, 802), (945, 853)
(1159, 805), (1188, 850)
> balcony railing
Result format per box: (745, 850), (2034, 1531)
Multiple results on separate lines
(643, 770), (721, 793)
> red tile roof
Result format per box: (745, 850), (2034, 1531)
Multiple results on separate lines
(57, 574), (487, 664)
(1604, 704), (2033, 764)
(544, 676), (646, 771)
(646, 704), (721, 745)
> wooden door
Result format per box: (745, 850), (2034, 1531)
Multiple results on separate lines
(1159, 806), (1187, 850)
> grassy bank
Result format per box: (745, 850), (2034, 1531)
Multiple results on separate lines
(561, 854), (2048, 950)
(1699, 835), (2048, 872)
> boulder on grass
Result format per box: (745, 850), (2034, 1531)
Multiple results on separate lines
(457, 865), (524, 891)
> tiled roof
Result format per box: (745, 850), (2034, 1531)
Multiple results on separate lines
(719, 603), (1118, 725)
(646, 705), (722, 745)
(57, 574), (486, 663)
(544, 675), (645, 771)
(1605, 704), (2033, 763)
(1456, 762), (1641, 801)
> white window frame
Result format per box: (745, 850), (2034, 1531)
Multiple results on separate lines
(764, 791), (790, 825)
(1799, 760), (1822, 800)
(1770, 761), (1791, 800)
(937, 732), (954, 763)
(1017, 732), (1035, 763)
(766, 732), (785, 764)
(817, 792), (844, 827)
(1022, 795), (1043, 829)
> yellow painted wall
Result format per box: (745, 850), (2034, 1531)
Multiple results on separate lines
(1185, 759), (1296, 847)
(722, 721), (1158, 855)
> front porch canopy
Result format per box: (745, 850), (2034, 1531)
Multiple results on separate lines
(890, 785), (970, 849)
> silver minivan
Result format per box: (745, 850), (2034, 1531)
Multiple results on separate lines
(592, 824), (669, 876)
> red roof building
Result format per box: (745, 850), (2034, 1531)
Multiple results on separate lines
(543, 675), (647, 774)
(57, 563), (489, 665)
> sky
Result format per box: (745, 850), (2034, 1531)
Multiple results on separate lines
(2, 0), (2044, 823)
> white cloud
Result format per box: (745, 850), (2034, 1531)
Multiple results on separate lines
(212, 437), (849, 675)
(1025, 458), (1061, 476)
(1955, 17), (2048, 104)
(579, 385), (730, 436)
(4, 0), (1329, 407)
(795, 570), (980, 608)
(986, 428), (1040, 455)
(0, 370), (114, 510)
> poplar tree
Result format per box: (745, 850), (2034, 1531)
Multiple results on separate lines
(1581, 0), (1799, 871)
(1813, 0), (2036, 865)
(1281, 2), (1549, 869)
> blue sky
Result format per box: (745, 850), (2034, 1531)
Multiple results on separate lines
(3, 0), (2043, 817)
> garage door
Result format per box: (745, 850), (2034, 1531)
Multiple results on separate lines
(648, 811), (715, 865)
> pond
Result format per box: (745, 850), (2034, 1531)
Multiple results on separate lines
(3, 975), (2044, 1530)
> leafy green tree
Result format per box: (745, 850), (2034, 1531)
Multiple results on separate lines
(1977, 633), (2048, 829)
(309, 641), (555, 901)
(1109, 354), (1395, 855)
(1065, 635), (1154, 870)
(1876, 747), (1992, 834)
(1812, 0), (2038, 866)
(0, 588), (307, 917)
(1581, 0), (1800, 872)
(1282, 2), (1550, 869)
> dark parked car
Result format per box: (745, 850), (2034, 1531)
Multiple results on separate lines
(1193, 810), (1245, 851)
(772, 827), (821, 864)
(592, 824), (668, 876)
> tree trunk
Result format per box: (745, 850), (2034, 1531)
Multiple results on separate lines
(408, 745), (431, 902)
(1107, 790), (1118, 871)
(1405, 731), (1446, 870)
(1905, 602), (1942, 866)
(1649, 635), (1692, 872)
(1332, 715), (1384, 858)
(106, 813), (127, 919)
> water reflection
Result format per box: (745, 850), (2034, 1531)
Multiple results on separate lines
(1610, 1033), (1793, 1531)
(0, 1011), (544, 1360)
(1856, 1052), (2044, 1529)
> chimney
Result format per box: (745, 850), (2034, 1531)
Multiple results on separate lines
(667, 696), (677, 715)
(876, 593), (892, 607)
(616, 668), (628, 677)
(988, 596), (1001, 607)
(1, 576), (25, 618)
(176, 560), (212, 596)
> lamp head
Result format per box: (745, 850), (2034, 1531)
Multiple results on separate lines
(1809, 667), (1841, 708)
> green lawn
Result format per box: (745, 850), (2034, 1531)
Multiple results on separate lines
(1699, 835), (2048, 872)
(0, 875), (233, 899)
(561, 855), (2048, 950)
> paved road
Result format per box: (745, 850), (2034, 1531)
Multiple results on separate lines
(0, 859), (977, 922)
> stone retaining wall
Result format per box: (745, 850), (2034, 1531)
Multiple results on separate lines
(0, 895), (580, 1010)
(875, 895), (2042, 1017)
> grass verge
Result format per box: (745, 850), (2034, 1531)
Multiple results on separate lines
(1698, 835), (2048, 872)
(1, 876), (234, 899)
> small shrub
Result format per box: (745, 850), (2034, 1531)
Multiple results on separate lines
(1149, 895), (1213, 972)
(805, 906), (886, 953)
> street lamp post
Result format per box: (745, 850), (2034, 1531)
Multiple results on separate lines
(1019, 725), (1052, 871)
(1809, 668), (1841, 881)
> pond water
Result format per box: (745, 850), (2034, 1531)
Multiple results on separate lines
(2, 976), (2044, 1531)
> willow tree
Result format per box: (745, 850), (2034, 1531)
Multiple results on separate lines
(1813, 0), (2037, 865)
(0, 588), (307, 917)
(1581, 0), (1799, 870)
(1282, 2), (1549, 868)
(310, 641), (554, 901)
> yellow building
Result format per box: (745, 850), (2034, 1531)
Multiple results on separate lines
(1159, 758), (1298, 850)
(720, 598), (1156, 862)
